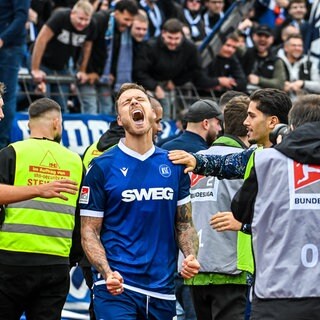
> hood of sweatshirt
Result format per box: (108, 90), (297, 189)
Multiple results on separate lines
(274, 122), (320, 165)
(97, 120), (125, 151)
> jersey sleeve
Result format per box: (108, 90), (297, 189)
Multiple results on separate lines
(193, 148), (255, 179)
(177, 168), (191, 206)
(79, 161), (106, 218)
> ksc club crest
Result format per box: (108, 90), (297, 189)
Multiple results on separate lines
(159, 164), (171, 178)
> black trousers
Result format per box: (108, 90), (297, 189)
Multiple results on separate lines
(0, 264), (70, 320)
(251, 295), (320, 320)
(190, 284), (248, 320)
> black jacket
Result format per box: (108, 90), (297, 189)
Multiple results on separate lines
(133, 36), (216, 90)
(206, 55), (247, 94)
(240, 47), (279, 78)
(86, 10), (121, 75)
(96, 120), (125, 151)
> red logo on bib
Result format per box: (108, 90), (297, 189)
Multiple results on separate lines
(190, 173), (205, 187)
(294, 162), (320, 189)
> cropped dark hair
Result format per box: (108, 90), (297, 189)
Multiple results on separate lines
(224, 96), (249, 136)
(162, 18), (183, 33)
(289, 94), (320, 128)
(219, 90), (247, 108)
(28, 98), (61, 119)
(115, 0), (138, 15)
(250, 88), (291, 124)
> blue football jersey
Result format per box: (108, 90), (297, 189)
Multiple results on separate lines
(80, 140), (190, 294)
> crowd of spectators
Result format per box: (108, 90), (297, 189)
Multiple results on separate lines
(5, 0), (320, 125)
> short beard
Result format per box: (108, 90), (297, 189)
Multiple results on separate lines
(206, 133), (217, 146)
(248, 138), (257, 145)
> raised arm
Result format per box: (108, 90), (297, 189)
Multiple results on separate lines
(169, 148), (255, 179)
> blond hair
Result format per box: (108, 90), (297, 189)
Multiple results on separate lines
(73, 0), (94, 16)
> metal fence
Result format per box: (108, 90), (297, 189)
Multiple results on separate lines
(17, 73), (218, 119)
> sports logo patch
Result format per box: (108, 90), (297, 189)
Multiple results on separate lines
(120, 167), (128, 177)
(190, 173), (205, 187)
(159, 164), (171, 178)
(79, 186), (90, 204)
(294, 162), (320, 189)
(289, 160), (320, 210)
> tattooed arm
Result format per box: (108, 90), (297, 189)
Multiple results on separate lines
(176, 202), (200, 279)
(176, 202), (199, 257)
(81, 216), (124, 295)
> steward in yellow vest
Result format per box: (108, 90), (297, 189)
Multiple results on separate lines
(0, 98), (83, 320)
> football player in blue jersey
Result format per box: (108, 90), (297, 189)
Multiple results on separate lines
(80, 83), (200, 320)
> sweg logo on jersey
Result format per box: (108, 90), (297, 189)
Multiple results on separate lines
(121, 187), (174, 202)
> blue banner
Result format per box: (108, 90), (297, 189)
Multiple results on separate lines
(11, 113), (177, 156)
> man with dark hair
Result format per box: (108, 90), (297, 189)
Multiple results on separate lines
(231, 94), (320, 319)
(189, 95), (253, 320)
(205, 32), (247, 98)
(241, 25), (286, 92)
(245, 88), (290, 148)
(0, 81), (78, 210)
(169, 88), (292, 179)
(0, 97), (83, 319)
(80, 83), (200, 319)
(133, 18), (217, 117)
(80, 0), (139, 114)
(219, 90), (247, 110)
(82, 96), (163, 169)
(81, 95), (163, 320)
(169, 88), (292, 320)
(162, 99), (222, 320)
(162, 99), (223, 152)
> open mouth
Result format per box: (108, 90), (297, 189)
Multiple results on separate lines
(132, 109), (145, 124)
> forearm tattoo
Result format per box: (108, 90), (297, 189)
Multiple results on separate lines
(176, 202), (199, 257)
(81, 216), (112, 279)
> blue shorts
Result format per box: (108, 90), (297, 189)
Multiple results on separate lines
(93, 284), (176, 320)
